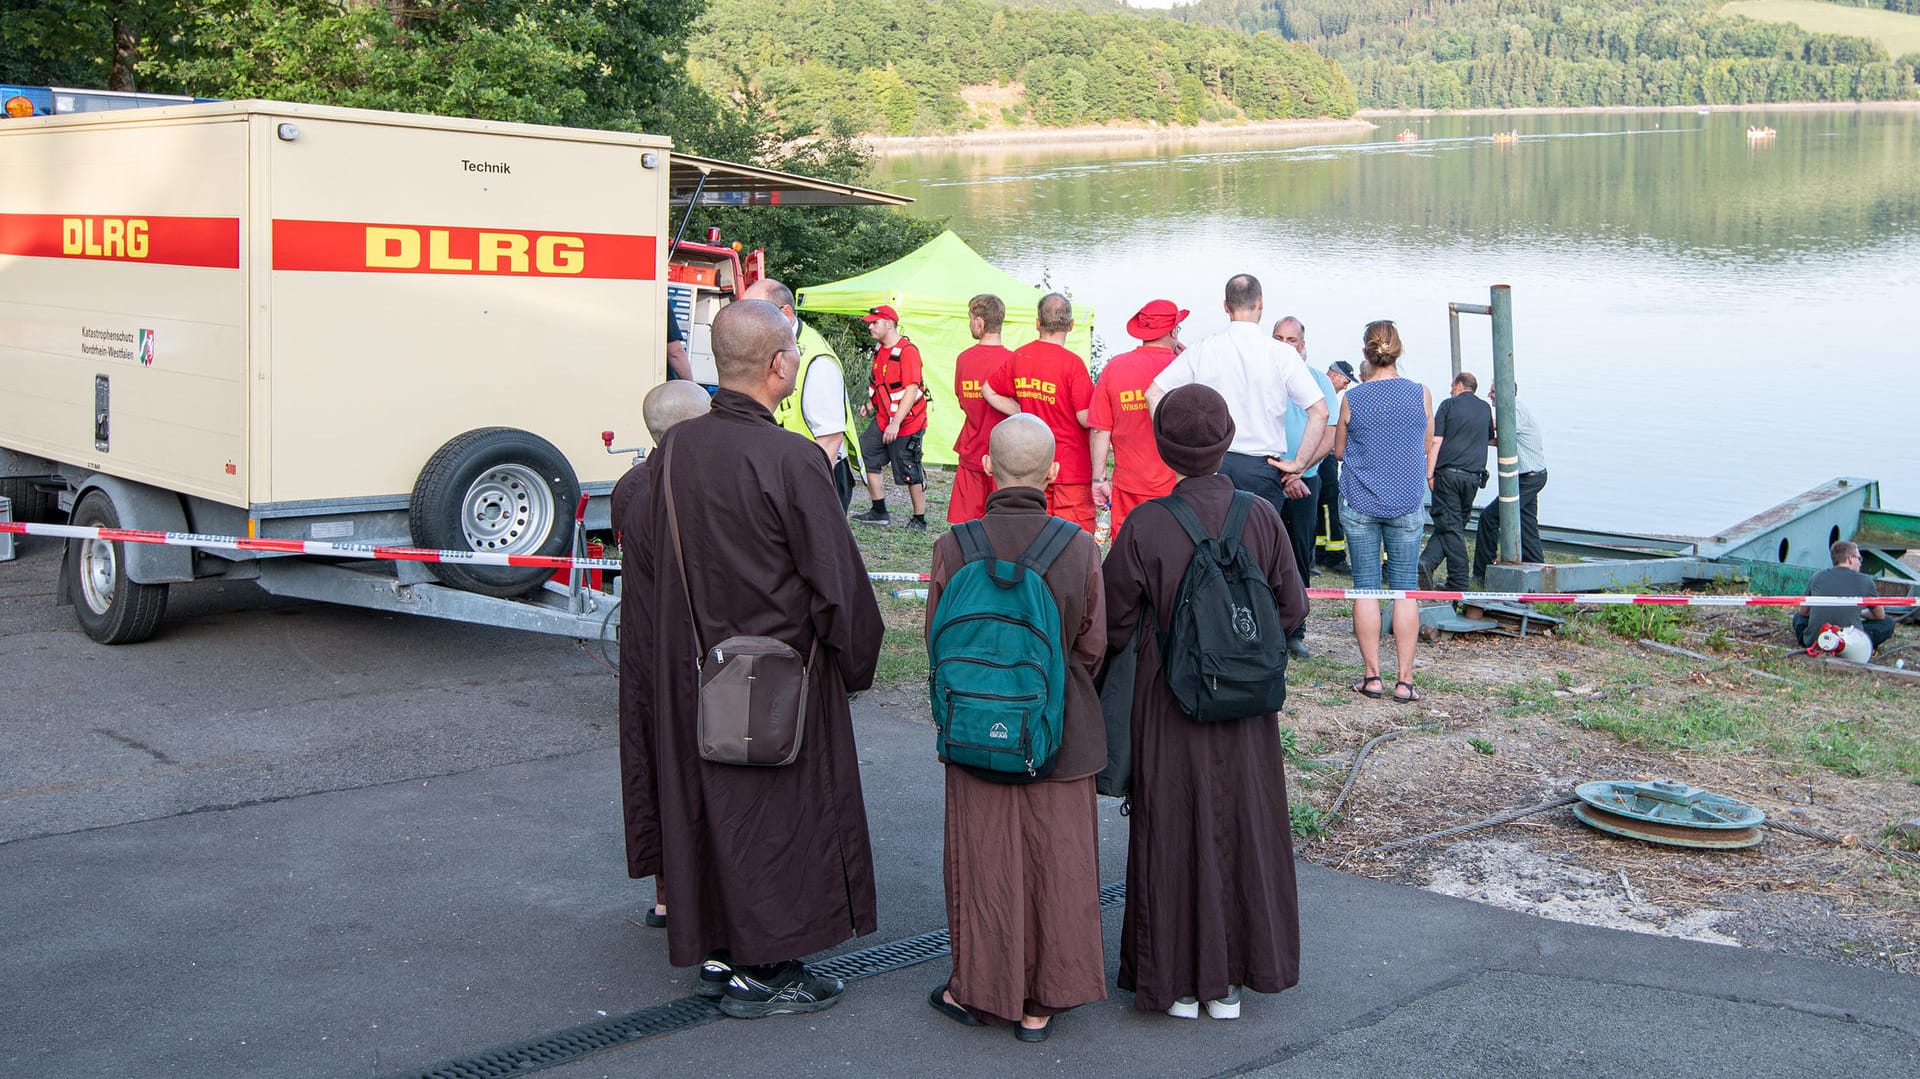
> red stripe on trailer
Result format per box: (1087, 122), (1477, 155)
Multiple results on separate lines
(98, 527), (168, 544)
(233, 538), (308, 554)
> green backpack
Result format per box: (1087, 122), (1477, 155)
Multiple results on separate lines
(927, 517), (1078, 781)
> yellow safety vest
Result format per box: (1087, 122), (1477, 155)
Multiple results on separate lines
(775, 322), (862, 471)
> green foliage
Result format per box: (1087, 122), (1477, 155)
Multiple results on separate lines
(1, 1), (940, 299)
(1289, 800), (1330, 837)
(1468, 735), (1497, 754)
(1171, 0), (1920, 106)
(1592, 598), (1693, 644)
(690, 0), (1358, 133)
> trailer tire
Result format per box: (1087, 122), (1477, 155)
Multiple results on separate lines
(2, 477), (52, 523)
(67, 490), (169, 645)
(410, 428), (579, 598)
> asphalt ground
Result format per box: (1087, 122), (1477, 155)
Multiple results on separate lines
(2, 535), (1916, 1078)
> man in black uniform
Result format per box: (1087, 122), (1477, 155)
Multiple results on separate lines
(1419, 372), (1493, 591)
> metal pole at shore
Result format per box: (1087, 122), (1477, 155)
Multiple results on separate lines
(1490, 284), (1521, 565)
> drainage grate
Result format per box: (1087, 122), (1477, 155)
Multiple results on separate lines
(391, 997), (721, 1079)
(387, 880), (1129, 1079)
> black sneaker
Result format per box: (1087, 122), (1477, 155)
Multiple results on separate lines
(694, 952), (732, 1001)
(719, 961), (845, 1018)
(906, 516), (928, 532)
(1287, 635), (1310, 660)
(849, 508), (890, 525)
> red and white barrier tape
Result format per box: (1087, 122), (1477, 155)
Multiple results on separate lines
(2, 521), (1907, 607)
(1304, 588), (1910, 608)
(0, 519), (622, 571)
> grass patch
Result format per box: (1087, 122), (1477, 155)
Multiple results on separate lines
(856, 470), (949, 686)
(1721, 0), (1920, 58)
(1570, 695), (1761, 753)
(1467, 735), (1496, 755)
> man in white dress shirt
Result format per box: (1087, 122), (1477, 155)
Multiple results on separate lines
(1149, 274), (1329, 655)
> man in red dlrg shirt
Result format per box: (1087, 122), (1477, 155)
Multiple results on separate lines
(949, 293), (1019, 525)
(1090, 299), (1185, 538)
(852, 304), (931, 531)
(983, 293), (1096, 533)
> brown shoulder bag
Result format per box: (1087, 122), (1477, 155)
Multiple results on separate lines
(664, 448), (814, 767)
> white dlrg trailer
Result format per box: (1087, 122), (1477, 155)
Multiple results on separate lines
(0, 100), (905, 643)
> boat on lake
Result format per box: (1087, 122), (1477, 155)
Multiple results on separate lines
(1747, 126), (1776, 140)
(1395, 130), (1418, 142)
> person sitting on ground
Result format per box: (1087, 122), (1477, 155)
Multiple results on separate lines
(1103, 384), (1306, 1024)
(925, 414), (1108, 1044)
(612, 381), (712, 930)
(1336, 320), (1435, 704)
(1793, 540), (1896, 653)
(983, 293), (1098, 533)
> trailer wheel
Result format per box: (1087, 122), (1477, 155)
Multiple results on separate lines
(67, 490), (169, 645)
(410, 428), (579, 598)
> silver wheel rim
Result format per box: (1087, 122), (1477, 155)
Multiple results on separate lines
(459, 464), (554, 554)
(80, 537), (118, 615)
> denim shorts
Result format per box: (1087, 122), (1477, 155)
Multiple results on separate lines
(1340, 501), (1423, 590)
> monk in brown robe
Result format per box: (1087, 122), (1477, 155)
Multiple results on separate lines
(1102, 383), (1307, 1019)
(613, 380), (712, 928)
(626, 299), (885, 1018)
(925, 415), (1108, 1043)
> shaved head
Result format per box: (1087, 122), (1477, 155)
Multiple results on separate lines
(711, 298), (795, 388)
(641, 380), (711, 441)
(742, 277), (794, 310)
(986, 414), (1056, 488)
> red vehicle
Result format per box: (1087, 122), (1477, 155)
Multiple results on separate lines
(667, 227), (767, 385)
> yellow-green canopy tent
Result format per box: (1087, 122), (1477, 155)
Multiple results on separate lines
(795, 230), (1095, 468)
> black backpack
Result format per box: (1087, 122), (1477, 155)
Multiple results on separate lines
(1151, 491), (1290, 722)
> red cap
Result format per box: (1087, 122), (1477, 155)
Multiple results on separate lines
(861, 304), (901, 324)
(1126, 299), (1189, 341)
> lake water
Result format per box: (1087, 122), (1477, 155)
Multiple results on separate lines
(874, 109), (1920, 537)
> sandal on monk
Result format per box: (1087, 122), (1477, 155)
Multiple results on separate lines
(930, 986), (981, 1027)
(1392, 680), (1421, 703)
(1352, 675), (1384, 699)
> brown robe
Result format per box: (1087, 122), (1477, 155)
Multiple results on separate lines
(1101, 472), (1308, 1011)
(627, 388), (885, 969)
(926, 486), (1108, 1023)
(613, 460), (660, 881)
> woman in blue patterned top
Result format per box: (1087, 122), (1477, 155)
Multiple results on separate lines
(1334, 321), (1436, 703)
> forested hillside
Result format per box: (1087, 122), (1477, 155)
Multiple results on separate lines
(689, 0), (1357, 134)
(0, 0), (940, 290)
(1168, 0), (1920, 107)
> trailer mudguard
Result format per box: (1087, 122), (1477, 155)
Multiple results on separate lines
(66, 474), (193, 584)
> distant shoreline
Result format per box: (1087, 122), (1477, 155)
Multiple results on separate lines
(865, 100), (1919, 153)
(865, 117), (1375, 154)
(1360, 101), (1920, 117)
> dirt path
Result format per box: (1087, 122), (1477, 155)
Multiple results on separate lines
(1283, 606), (1920, 976)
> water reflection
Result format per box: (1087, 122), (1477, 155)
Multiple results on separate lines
(875, 109), (1920, 534)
